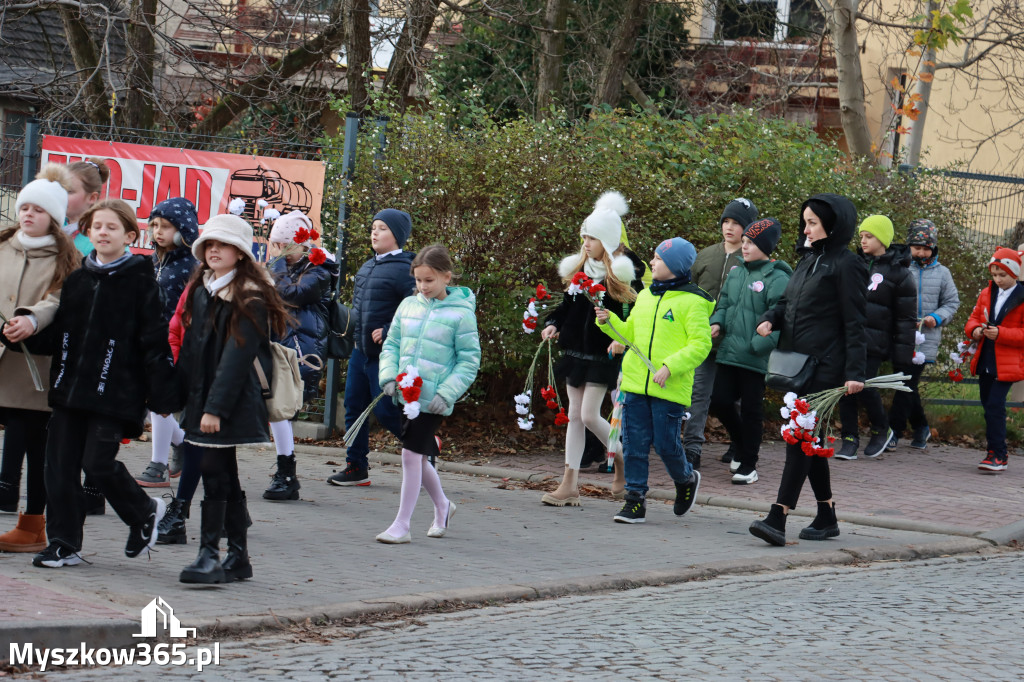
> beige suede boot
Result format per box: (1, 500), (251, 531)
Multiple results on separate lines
(0, 513), (46, 552)
(611, 451), (625, 499)
(541, 465), (581, 506)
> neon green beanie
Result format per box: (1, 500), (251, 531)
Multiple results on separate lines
(859, 215), (894, 248)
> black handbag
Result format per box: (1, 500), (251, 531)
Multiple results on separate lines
(765, 350), (818, 394)
(326, 299), (354, 359)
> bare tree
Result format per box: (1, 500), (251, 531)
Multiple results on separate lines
(590, 0), (652, 110)
(536, 0), (568, 114)
(382, 0), (442, 110)
(347, 0), (373, 115)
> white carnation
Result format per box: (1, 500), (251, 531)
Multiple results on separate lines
(912, 351), (926, 365)
(783, 392), (798, 408)
(403, 401), (421, 419)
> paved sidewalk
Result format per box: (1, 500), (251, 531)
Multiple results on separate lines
(0, 437), (1017, 662)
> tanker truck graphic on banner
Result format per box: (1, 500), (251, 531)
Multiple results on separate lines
(228, 166), (313, 221)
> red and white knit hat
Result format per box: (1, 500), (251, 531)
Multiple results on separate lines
(989, 247), (1023, 279)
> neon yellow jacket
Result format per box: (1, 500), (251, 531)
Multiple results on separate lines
(598, 284), (714, 406)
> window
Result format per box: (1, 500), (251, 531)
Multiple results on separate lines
(715, 0), (824, 43)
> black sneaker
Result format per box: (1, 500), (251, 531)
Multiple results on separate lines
(685, 449), (701, 471)
(327, 464), (371, 487)
(834, 436), (859, 460)
(613, 495), (646, 524)
(33, 541), (85, 568)
(863, 428), (892, 458)
(731, 465), (758, 485)
(125, 497), (166, 558)
(910, 425), (931, 449)
(674, 470), (701, 516)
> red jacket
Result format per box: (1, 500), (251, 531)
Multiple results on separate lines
(168, 285), (192, 363)
(966, 282), (1024, 382)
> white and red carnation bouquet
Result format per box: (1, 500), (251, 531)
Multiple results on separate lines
(514, 339), (568, 430)
(396, 365), (424, 419)
(569, 272), (657, 373)
(522, 283), (556, 333)
(947, 338), (978, 382)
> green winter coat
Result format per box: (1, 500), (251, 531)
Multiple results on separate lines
(691, 242), (744, 301)
(709, 258), (793, 374)
(598, 285), (714, 406)
(379, 287), (481, 416)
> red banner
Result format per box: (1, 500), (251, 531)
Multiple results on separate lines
(41, 136), (327, 252)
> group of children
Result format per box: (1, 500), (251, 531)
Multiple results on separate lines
(0, 160), (481, 580)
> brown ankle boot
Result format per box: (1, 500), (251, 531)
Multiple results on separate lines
(611, 451), (625, 499)
(541, 465), (581, 507)
(0, 513), (46, 552)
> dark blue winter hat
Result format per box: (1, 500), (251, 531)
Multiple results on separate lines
(656, 237), (697, 278)
(150, 197), (199, 247)
(373, 208), (412, 248)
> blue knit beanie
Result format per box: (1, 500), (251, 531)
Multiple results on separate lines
(656, 237), (697, 278)
(373, 208), (412, 248)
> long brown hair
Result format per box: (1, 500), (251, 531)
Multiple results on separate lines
(183, 247), (291, 344)
(561, 246), (637, 303)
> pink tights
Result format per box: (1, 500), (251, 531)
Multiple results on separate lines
(383, 449), (450, 538)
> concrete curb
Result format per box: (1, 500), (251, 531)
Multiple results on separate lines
(297, 446), (992, 540)
(183, 536), (995, 641)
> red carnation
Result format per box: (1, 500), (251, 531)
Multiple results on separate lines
(545, 400), (558, 410)
(540, 386), (556, 401)
(587, 282), (606, 296)
(948, 369), (964, 382)
(308, 248), (327, 266)
(554, 408), (570, 426)
(523, 317), (538, 331)
(309, 228), (320, 241)
(536, 283), (550, 300)
(794, 399), (810, 414)
(571, 272), (589, 285)
(782, 430), (799, 445)
(293, 227), (310, 244)
(801, 441), (815, 456)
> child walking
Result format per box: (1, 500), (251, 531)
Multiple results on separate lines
(176, 214), (290, 583)
(329, 209), (415, 487)
(595, 238), (712, 524)
(888, 219), (960, 451)
(686, 198), (759, 470)
(0, 165), (78, 551)
(264, 210), (339, 501)
(835, 215), (916, 460)
(540, 192), (643, 506)
(966, 248), (1024, 473)
(32, 199), (179, 568)
(135, 198), (200, 488)
(708, 218), (791, 485)
(375, 244), (480, 543)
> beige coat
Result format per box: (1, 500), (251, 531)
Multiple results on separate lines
(0, 234), (62, 412)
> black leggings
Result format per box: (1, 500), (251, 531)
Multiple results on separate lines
(200, 447), (243, 502)
(0, 408), (50, 515)
(775, 441), (833, 510)
(174, 443), (205, 502)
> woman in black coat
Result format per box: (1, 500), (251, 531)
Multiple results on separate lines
(750, 193), (868, 546)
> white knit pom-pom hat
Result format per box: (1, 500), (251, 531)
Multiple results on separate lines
(580, 191), (628, 256)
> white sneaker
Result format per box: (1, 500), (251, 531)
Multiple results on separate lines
(729, 458), (741, 473)
(731, 467), (758, 485)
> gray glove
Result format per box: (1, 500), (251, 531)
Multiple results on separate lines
(428, 395), (449, 414)
(382, 381), (397, 397)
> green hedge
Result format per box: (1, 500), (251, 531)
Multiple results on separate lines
(321, 105), (980, 403)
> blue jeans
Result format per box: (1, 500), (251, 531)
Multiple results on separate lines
(979, 372), (1011, 457)
(343, 346), (403, 467)
(622, 392), (692, 497)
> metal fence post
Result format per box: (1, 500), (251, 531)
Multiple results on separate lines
(324, 112), (362, 436)
(21, 119), (41, 186)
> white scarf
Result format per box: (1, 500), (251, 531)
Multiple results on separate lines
(16, 231), (56, 250)
(205, 269), (237, 295)
(583, 258), (607, 282)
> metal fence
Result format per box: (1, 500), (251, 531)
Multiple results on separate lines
(899, 165), (1024, 248)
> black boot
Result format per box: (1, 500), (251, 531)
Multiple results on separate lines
(179, 500), (226, 584)
(263, 455), (300, 501)
(157, 497), (190, 545)
(749, 504), (787, 546)
(222, 494), (252, 583)
(799, 501), (840, 540)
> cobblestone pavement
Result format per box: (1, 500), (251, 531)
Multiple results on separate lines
(44, 552), (1024, 680)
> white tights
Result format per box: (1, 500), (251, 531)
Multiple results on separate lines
(564, 382), (614, 470)
(150, 412), (184, 465)
(270, 420), (295, 456)
(384, 449), (450, 538)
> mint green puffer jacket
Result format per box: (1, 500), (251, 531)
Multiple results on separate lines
(379, 286), (481, 416)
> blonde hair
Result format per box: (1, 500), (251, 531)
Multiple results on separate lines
(67, 157), (110, 195)
(561, 246), (637, 303)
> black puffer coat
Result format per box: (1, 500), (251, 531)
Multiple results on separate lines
(351, 251), (416, 360)
(176, 274), (273, 447)
(761, 194), (868, 389)
(46, 255), (179, 437)
(861, 247), (917, 366)
(271, 255), (340, 395)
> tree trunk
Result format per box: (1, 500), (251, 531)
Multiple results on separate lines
(58, 5), (109, 124)
(125, 0), (157, 130)
(382, 0), (441, 111)
(536, 0), (569, 117)
(195, 15), (346, 136)
(823, 0), (874, 158)
(590, 0), (651, 111)
(905, 2), (938, 167)
(347, 0), (373, 115)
